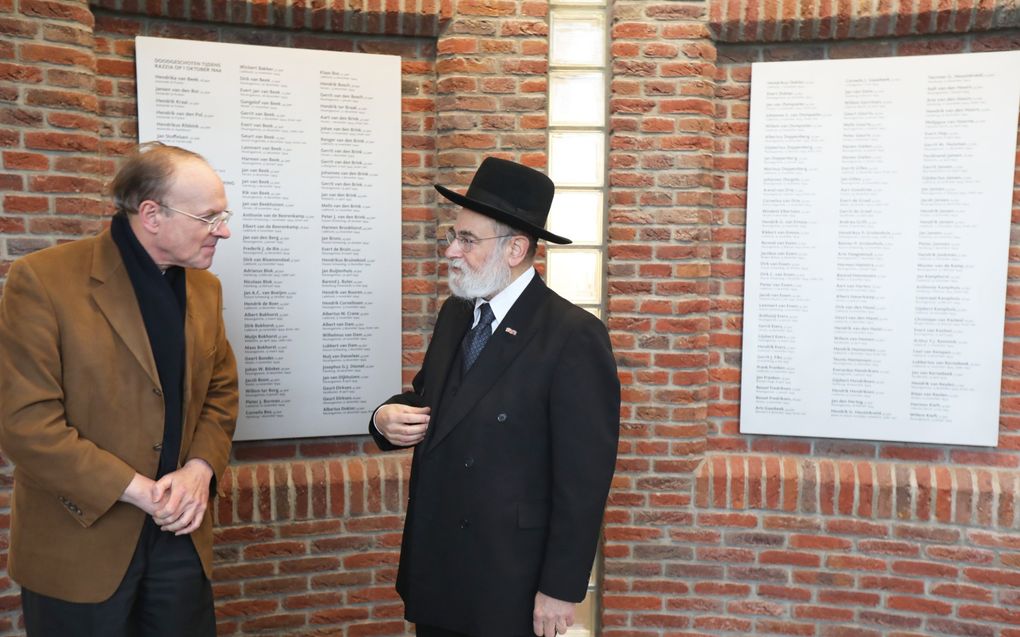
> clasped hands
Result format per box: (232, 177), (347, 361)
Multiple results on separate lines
(120, 458), (214, 535)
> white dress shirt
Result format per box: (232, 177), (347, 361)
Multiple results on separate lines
(472, 266), (535, 333)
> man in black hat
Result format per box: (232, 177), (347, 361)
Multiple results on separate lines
(370, 157), (620, 637)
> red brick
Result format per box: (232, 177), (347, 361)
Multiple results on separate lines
(887, 596), (953, 618)
(931, 583), (994, 602)
(281, 591), (342, 609)
(3, 151), (47, 170)
(242, 541), (306, 560)
(818, 590), (881, 606)
(53, 196), (108, 216)
(892, 560), (959, 579)
(964, 567), (1020, 587)
(240, 614), (305, 631)
(348, 621), (406, 636)
(0, 62), (43, 83)
(603, 595), (662, 611)
(4, 195), (48, 213)
(19, 43), (94, 69)
(760, 550), (821, 567)
(343, 552), (399, 569)
(307, 607), (372, 623)
(216, 599), (278, 618)
(19, 0), (95, 25)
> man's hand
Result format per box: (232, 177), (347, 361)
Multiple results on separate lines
(119, 472), (165, 516)
(533, 591), (575, 637)
(374, 404), (430, 446)
(150, 459), (214, 535)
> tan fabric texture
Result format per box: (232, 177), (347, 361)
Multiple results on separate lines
(0, 230), (238, 603)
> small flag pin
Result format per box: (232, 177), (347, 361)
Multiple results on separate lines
(504, 327), (517, 336)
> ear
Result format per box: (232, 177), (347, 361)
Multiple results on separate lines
(136, 200), (163, 234)
(506, 235), (529, 268)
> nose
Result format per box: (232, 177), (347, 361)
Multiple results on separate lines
(213, 223), (231, 239)
(445, 239), (461, 259)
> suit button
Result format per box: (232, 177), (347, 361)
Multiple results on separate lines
(496, 413), (507, 423)
(464, 456), (474, 468)
(460, 518), (470, 529)
(152, 388), (163, 397)
(153, 442), (163, 451)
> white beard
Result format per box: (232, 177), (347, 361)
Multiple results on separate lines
(448, 244), (512, 300)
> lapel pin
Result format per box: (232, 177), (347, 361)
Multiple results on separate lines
(504, 327), (517, 336)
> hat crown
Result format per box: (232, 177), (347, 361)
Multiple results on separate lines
(434, 157), (571, 244)
(465, 158), (554, 222)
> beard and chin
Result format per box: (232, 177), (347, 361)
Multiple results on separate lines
(448, 244), (512, 301)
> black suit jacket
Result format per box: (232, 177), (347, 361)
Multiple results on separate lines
(371, 275), (620, 635)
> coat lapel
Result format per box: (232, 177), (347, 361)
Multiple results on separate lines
(89, 230), (160, 389)
(183, 273), (198, 424)
(419, 298), (473, 450)
(426, 276), (551, 453)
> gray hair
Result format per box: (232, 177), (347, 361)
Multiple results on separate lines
(109, 141), (208, 218)
(491, 218), (538, 261)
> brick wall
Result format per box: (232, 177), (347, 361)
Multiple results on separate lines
(1, 0), (1019, 635)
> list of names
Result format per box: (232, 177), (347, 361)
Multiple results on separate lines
(137, 37), (401, 440)
(741, 51), (1020, 446)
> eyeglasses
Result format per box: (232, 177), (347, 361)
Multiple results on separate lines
(158, 202), (233, 233)
(441, 228), (514, 253)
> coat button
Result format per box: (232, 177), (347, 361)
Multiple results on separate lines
(464, 456), (474, 468)
(496, 413), (507, 423)
(152, 388), (163, 397)
(153, 442), (163, 451)
(460, 518), (470, 529)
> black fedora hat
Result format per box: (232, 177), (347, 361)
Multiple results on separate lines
(435, 157), (572, 245)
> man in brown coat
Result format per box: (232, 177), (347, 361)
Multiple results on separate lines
(0, 142), (238, 636)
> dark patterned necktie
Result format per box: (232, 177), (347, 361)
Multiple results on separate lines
(461, 302), (495, 373)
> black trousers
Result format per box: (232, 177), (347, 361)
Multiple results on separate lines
(21, 518), (214, 637)
(416, 626), (474, 637)
(416, 625), (533, 637)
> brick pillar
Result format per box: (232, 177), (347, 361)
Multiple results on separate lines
(0, 1), (103, 630)
(602, 0), (717, 630)
(434, 0), (549, 217)
(0, 0), (107, 283)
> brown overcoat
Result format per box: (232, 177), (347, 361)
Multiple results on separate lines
(0, 229), (238, 603)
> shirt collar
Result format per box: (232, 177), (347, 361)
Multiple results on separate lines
(472, 266), (535, 332)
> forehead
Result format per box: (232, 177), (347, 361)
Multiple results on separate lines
(453, 208), (495, 235)
(168, 158), (227, 207)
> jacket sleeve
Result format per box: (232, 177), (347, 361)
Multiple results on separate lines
(368, 296), (464, 451)
(0, 259), (137, 527)
(183, 279), (238, 489)
(538, 313), (621, 602)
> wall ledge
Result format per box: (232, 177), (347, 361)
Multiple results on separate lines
(89, 0), (454, 37)
(708, 0), (1020, 43)
(215, 454), (412, 525)
(695, 454), (1018, 529)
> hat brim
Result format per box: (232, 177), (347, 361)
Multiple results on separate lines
(435, 185), (572, 245)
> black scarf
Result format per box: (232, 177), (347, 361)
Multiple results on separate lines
(111, 215), (187, 478)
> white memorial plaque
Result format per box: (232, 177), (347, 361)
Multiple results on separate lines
(136, 36), (401, 440)
(741, 51), (1020, 446)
